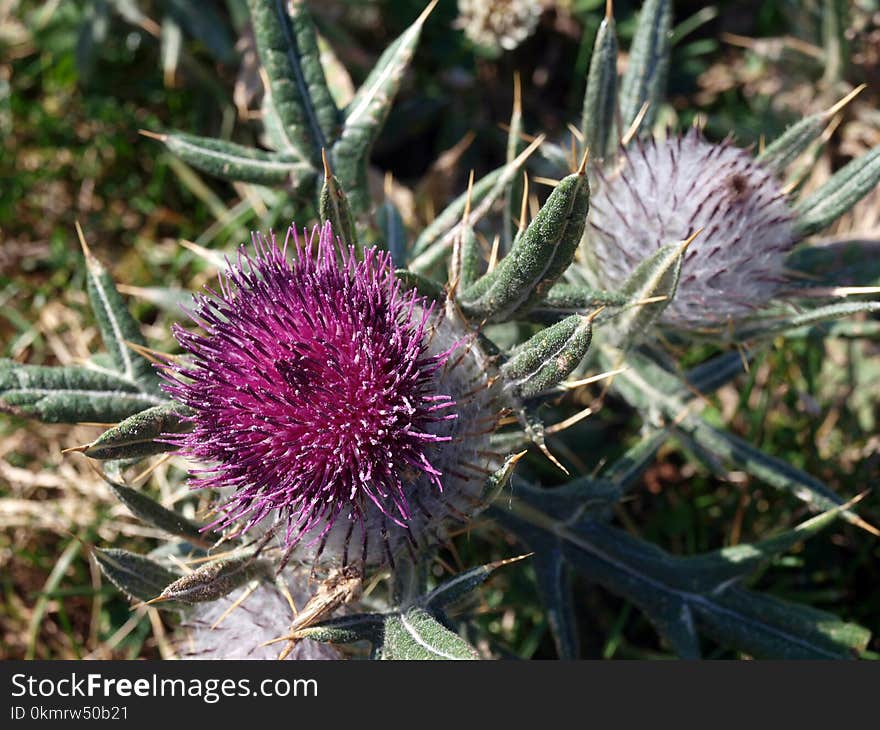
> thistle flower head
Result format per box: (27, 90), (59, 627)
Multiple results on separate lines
(455, 0), (542, 53)
(586, 130), (797, 326)
(180, 574), (341, 660)
(164, 223), (498, 567)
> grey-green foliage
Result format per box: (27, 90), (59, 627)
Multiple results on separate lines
(501, 315), (593, 400)
(459, 168), (590, 321)
(6, 0), (879, 663)
(581, 2), (617, 160)
(94, 548), (181, 605)
(0, 237), (167, 424)
(294, 559), (524, 660)
(794, 146), (880, 237)
(153, 0), (437, 216)
(104, 478), (210, 547)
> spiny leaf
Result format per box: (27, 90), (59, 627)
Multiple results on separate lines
(733, 300), (880, 341)
(497, 497), (869, 659)
(83, 402), (191, 460)
(0, 361), (165, 423)
(377, 197), (407, 267)
(694, 587), (868, 659)
(618, 0), (672, 136)
(422, 555), (530, 611)
(94, 548), (180, 606)
(756, 87), (864, 174)
(152, 131), (314, 187)
(538, 282), (628, 312)
(105, 478), (212, 547)
(380, 607), (479, 660)
(286, 0), (342, 142)
(529, 539), (579, 659)
(247, 0), (336, 165)
(291, 613), (384, 644)
(501, 314), (593, 399)
(80, 226), (161, 393)
(581, 1), (618, 160)
(794, 145), (880, 237)
(679, 499), (863, 592)
(459, 224), (483, 291)
(332, 1), (438, 214)
(459, 166), (590, 321)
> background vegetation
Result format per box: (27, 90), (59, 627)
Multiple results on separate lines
(1, 0), (878, 659)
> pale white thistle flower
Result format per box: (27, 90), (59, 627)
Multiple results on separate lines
(586, 129), (797, 327)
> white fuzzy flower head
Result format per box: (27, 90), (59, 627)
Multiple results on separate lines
(456, 0), (542, 53)
(178, 573), (341, 660)
(586, 130), (797, 327)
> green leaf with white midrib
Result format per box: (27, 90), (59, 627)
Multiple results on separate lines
(0, 361), (166, 423)
(287, 0), (341, 143)
(380, 608), (479, 660)
(756, 115), (826, 173)
(247, 0), (333, 166)
(732, 301), (880, 341)
(84, 249), (162, 395)
(609, 239), (687, 348)
(501, 314), (593, 399)
(94, 548), (180, 606)
(161, 132), (313, 187)
(497, 493), (869, 659)
(618, 0), (672, 136)
(459, 169), (590, 321)
(794, 145), (880, 237)
(85, 402), (192, 460)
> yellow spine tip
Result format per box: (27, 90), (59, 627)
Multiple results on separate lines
(74, 220), (94, 260)
(321, 147), (332, 180)
(577, 147), (591, 176)
(138, 129), (167, 142)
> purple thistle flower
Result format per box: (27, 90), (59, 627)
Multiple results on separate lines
(164, 222), (498, 566)
(586, 130), (797, 327)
